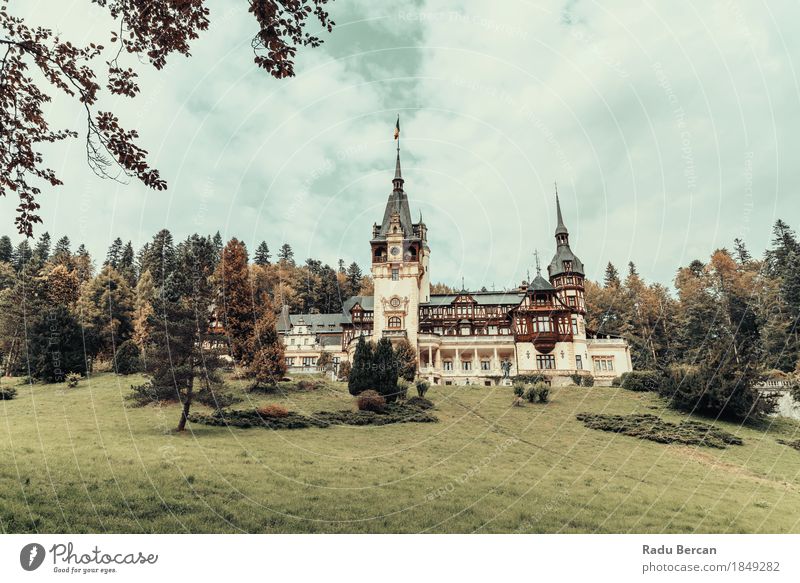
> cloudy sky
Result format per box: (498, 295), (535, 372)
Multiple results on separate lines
(4, 0), (799, 289)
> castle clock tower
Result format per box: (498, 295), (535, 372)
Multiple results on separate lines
(370, 139), (429, 347)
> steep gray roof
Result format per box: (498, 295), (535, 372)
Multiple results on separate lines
(288, 313), (350, 330)
(375, 151), (414, 239)
(342, 295), (374, 313)
(547, 245), (585, 277)
(529, 274), (555, 291)
(423, 291), (524, 306)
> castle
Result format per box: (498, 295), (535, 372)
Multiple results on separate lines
(277, 139), (632, 386)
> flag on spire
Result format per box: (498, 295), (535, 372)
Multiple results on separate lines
(394, 115), (400, 140)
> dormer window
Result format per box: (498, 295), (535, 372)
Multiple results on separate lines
(563, 260), (573, 272)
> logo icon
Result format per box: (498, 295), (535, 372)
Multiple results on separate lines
(20, 543), (46, 571)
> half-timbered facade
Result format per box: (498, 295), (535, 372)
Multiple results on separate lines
(278, 141), (632, 385)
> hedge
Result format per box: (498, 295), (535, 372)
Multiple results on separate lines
(619, 370), (660, 392)
(576, 413), (742, 449)
(189, 402), (437, 430)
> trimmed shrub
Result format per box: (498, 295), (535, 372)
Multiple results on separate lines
(620, 370), (660, 392)
(0, 386), (17, 400)
(513, 385), (525, 398)
(406, 396), (434, 410)
(524, 385), (537, 403)
(337, 360), (351, 382)
(535, 382), (550, 403)
(195, 385), (242, 409)
(297, 378), (323, 391)
(415, 379), (430, 398)
(65, 372), (81, 388)
(611, 376), (623, 387)
(396, 379), (410, 401)
(514, 373), (546, 385)
(572, 374), (595, 387)
(113, 340), (141, 375)
(257, 404), (290, 418)
(357, 390), (386, 413)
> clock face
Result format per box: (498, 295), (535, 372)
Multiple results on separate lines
(390, 246), (401, 256)
(390, 297), (401, 307)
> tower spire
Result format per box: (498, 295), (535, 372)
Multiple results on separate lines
(534, 249), (541, 276)
(393, 114), (403, 188)
(555, 181), (567, 236)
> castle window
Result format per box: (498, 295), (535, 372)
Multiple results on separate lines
(463, 361), (472, 371)
(302, 357), (316, 367)
(388, 316), (401, 329)
(566, 276), (574, 284)
(285, 357), (295, 366)
(481, 360), (491, 371)
(460, 325), (471, 335)
(533, 316), (552, 333)
(571, 316), (579, 335)
(536, 354), (556, 369)
(563, 260), (573, 271)
(576, 355), (583, 370)
(391, 268), (399, 281)
(443, 361), (453, 371)
(567, 296), (576, 307)
(593, 356), (615, 372)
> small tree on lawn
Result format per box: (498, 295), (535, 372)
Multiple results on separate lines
(316, 351), (333, 373)
(248, 296), (287, 387)
(393, 337), (417, 381)
(374, 337), (399, 402)
(348, 335), (374, 395)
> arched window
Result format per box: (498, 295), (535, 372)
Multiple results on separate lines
(388, 316), (402, 329)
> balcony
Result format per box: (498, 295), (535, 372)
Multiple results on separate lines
(382, 329), (407, 338)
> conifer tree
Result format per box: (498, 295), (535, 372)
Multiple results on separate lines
(214, 238), (253, 363)
(77, 265), (135, 363)
(254, 241), (271, 266)
(106, 237), (123, 267)
(278, 243), (295, 265)
(0, 235), (12, 263)
(394, 338), (417, 381)
(603, 262), (620, 288)
(348, 335), (374, 395)
(248, 295), (286, 386)
(374, 337), (399, 401)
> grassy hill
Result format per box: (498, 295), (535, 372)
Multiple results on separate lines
(1, 373), (799, 533)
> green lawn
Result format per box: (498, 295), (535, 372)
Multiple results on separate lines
(1, 372), (799, 533)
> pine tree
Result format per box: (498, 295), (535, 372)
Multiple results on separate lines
(0, 235), (12, 263)
(45, 264), (80, 305)
(12, 240), (32, 271)
(214, 238), (253, 363)
(374, 337), (399, 401)
(603, 262), (620, 288)
(132, 270), (156, 366)
(33, 231), (51, 264)
(627, 261), (639, 277)
(77, 265), (135, 363)
(106, 237), (123, 267)
(118, 241), (137, 286)
(278, 243), (295, 265)
(138, 229), (175, 288)
(254, 241), (271, 266)
(52, 236), (71, 264)
(394, 338), (417, 382)
(348, 335), (374, 395)
(346, 262), (363, 297)
(248, 295), (286, 386)
(28, 305), (86, 382)
(733, 238), (752, 264)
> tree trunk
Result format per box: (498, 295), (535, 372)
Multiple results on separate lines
(177, 377), (194, 432)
